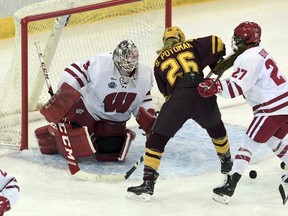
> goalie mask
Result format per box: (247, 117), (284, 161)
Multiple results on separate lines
(232, 21), (261, 51)
(162, 26), (186, 43)
(113, 40), (139, 77)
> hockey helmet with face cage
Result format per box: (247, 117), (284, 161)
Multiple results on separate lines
(162, 26), (186, 43)
(113, 40), (139, 77)
(232, 21), (261, 51)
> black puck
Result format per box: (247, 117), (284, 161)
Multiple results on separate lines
(280, 162), (286, 170)
(249, 170), (257, 179)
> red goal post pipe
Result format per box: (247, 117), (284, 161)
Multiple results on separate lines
(166, 0), (172, 27)
(20, 0), (172, 150)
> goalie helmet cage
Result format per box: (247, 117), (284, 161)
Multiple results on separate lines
(0, 0), (172, 150)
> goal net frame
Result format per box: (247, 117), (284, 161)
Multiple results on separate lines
(16, 0), (172, 150)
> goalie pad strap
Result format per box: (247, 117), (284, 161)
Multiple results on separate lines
(40, 82), (81, 123)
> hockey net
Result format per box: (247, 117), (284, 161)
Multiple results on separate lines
(0, 0), (170, 150)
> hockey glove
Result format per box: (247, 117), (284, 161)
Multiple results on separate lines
(197, 78), (222, 98)
(40, 82), (81, 123)
(0, 196), (11, 214)
(136, 107), (156, 139)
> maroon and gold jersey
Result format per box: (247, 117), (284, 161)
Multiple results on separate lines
(154, 35), (226, 97)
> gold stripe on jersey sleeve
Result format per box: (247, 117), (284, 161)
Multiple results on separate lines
(212, 35), (216, 54)
(212, 35), (225, 54)
(217, 37), (225, 52)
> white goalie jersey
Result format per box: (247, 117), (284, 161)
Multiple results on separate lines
(58, 53), (154, 122)
(0, 168), (20, 207)
(219, 46), (288, 117)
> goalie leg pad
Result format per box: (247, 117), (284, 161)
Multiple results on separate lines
(118, 129), (136, 161)
(34, 125), (57, 154)
(40, 82), (81, 123)
(50, 124), (96, 158)
(95, 128), (136, 162)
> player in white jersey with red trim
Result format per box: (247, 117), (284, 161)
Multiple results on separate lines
(0, 168), (20, 215)
(35, 40), (156, 162)
(198, 21), (288, 204)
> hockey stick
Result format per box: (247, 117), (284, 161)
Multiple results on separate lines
(279, 175), (288, 205)
(35, 42), (144, 182)
(74, 155), (144, 182)
(34, 41), (54, 97)
(203, 48), (245, 91)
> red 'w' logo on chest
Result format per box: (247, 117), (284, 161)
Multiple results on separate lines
(104, 92), (137, 113)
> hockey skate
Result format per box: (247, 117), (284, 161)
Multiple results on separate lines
(126, 171), (159, 201)
(213, 173), (241, 204)
(218, 153), (233, 174)
(279, 174), (288, 205)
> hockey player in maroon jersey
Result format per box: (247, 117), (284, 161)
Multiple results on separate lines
(35, 40), (156, 162)
(198, 21), (288, 204)
(126, 26), (233, 201)
(0, 168), (20, 215)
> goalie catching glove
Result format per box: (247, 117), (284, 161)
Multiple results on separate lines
(197, 78), (223, 98)
(136, 107), (157, 138)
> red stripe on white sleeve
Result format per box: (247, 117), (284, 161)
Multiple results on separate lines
(64, 68), (85, 87)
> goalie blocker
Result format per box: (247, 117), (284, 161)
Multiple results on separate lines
(35, 82), (156, 161)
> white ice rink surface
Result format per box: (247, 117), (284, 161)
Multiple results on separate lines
(1, 0), (288, 215)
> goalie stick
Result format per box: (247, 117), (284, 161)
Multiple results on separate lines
(35, 41), (144, 182)
(34, 41), (54, 97)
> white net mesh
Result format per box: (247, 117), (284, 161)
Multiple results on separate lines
(0, 0), (166, 148)
(0, 0), (46, 17)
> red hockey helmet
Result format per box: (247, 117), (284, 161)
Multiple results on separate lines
(232, 21), (261, 51)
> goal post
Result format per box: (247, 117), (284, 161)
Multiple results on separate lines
(0, 0), (172, 150)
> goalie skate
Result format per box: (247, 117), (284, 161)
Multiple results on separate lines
(126, 191), (151, 202)
(279, 175), (288, 205)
